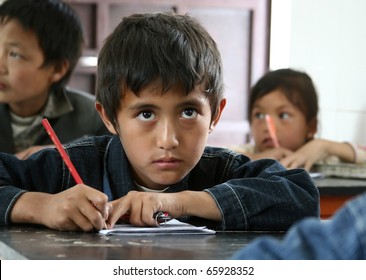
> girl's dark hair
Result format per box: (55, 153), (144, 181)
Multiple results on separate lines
(0, 0), (84, 92)
(248, 68), (318, 124)
(96, 12), (224, 131)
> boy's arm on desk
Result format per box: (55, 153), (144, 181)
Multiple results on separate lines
(9, 186), (110, 231)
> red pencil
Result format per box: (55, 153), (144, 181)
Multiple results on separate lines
(41, 118), (84, 184)
(42, 118), (109, 229)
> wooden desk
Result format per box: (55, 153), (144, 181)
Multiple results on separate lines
(0, 225), (283, 260)
(315, 177), (366, 218)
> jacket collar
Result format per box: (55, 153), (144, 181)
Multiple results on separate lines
(104, 136), (136, 199)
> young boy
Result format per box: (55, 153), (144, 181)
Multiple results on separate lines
(0, 0), (109, 159)
(0, 12), (319, 232)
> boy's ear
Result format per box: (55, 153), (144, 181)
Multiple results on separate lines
(95, 102), (118, 135)
(209, 98), (226, 133)
(50, 59), (69, 83)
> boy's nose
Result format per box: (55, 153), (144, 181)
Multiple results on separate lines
(156, 119), (179, 150)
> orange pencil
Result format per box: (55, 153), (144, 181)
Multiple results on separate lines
(41, 118), (84, 184)
(265, 114), (280, 148)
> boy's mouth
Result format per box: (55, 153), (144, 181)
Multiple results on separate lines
(152, 157), (182, 169)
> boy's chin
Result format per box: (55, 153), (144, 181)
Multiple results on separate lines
(147, 175), (187, 189)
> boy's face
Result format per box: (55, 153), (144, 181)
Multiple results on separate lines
(250, 89), (316, 152)
(98, 81), (225, 190)
(0, 19), (65, 117)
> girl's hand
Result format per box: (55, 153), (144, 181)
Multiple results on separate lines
(251, 147), (293, 161)
(280, 139), (329, 170)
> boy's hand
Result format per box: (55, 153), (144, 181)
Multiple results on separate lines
(106, 190), (221, 228)
(106, 191), (183, 228)
(11, 185), (112, 232)
(44, 185), (112, 231)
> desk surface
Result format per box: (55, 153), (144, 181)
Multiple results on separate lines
(5, 178), (362, 260)
(0, 225), (283, 260)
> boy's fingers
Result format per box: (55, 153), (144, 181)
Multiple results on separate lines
(71, 212), (95, 232)
(104, 203), (113, 220)
(78, 200), (106, 230)
(84, 187), (111, 218)
(107, 200), (130, 227)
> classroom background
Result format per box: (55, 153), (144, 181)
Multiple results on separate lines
(2, 0), (364, 146)
(271, 0), (366, 146)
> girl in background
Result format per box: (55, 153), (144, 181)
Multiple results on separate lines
(233, 68), (366, 170)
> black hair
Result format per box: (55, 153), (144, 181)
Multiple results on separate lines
(96, 12), (224, 131)
(0, 0), (84, 92)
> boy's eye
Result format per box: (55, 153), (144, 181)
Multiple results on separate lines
(279, 112), (290, 120)
(254, 112), (265, 120)
(137, 111), (155, 122)
(181, 108), (198, 119)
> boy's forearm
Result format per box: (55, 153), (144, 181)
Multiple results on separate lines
(178, 190), (222, 221)
(10, 192), (50, 225)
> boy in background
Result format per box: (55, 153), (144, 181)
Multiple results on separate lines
(0, 12), (319, 232)
(0, 0), (109, 159)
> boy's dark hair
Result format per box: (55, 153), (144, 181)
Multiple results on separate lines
(96, 12), (224, 131)
(0, 0), (84, 92)
(248, 68), (319, 124)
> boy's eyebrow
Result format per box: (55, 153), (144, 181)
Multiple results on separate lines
(128, 97), (206, 111)
(128, 103), (159, 111)
(176, 99), (206, 108)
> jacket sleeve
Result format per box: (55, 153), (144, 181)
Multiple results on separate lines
(231, 192), (366, 259)
(0, 137), (108, 225)
(205, 156), (320, 231)
(0, 150), (67, 225)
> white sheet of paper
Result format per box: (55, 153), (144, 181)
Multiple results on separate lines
(99, 219), (216, 235)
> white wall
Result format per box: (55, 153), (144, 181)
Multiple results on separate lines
(270, 0), (366, 144)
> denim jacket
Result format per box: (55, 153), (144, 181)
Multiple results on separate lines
(232, 192), (366, 259)
(0, 135), (319, 230)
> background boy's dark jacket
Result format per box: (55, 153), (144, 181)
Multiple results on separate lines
(0, 135), (320, 231)
(0, 88), (110, 153)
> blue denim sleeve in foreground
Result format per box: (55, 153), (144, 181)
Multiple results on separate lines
(231, 192), (366, 259)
